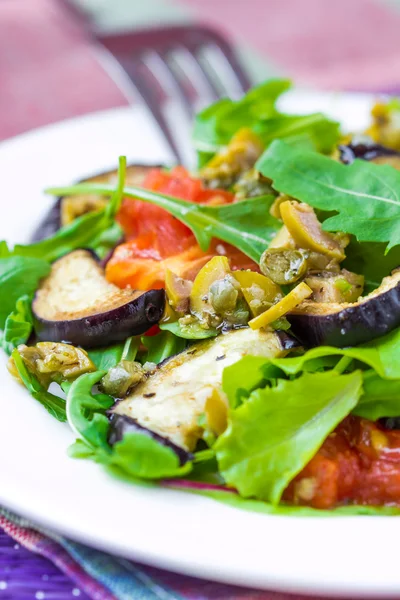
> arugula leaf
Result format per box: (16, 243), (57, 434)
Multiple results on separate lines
(354, 370), (400, 420)
(193, 79), (339, 158)
(13, 156), (127, 262)
(141, 331), (186, 364)
(46, 184), (280, 262)
(0, 256), (50, 329)
(257, 140), (400, 251)
(193, 79), (291, 153)
(215, 370), (362, 503)
(344, 239), (400, 292)
(159, 319), (217, 340)
(11, 349), (67, 422)
(66, 371), (113, 450)
(253, 113), (340, 154)
(1, 295), (33, 355)
(88, 344), (125, 371)
(105, 433), (192, 479)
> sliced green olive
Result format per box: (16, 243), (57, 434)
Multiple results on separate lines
(260, 248), (308, 285)
(209, 277), (239, 313)
(100, 360), (145, 398)
(280, 201), (347, 260)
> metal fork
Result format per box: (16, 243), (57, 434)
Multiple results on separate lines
(94, 26), (252, 165)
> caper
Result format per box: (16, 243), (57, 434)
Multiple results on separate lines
(100, 360), (145, 398)
(260, 248), (307, 285)
(209, 277), (239, 314)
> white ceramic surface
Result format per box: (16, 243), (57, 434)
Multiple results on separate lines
(1, 92), (397, 598)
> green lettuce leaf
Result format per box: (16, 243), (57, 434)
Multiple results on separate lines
(189, 488), (400, 516)
(257, 140), (400, 251)
(0, 241), (10, 257)
(46, 184), (280, 263)
(215, 370), (363, 503)
(272, 327), (400, 379)
(1, 295), (33, 355)
(354, 371), (400, 420)
(222, 355), (283, 409)
(0, 256), (50, 329)
(344, 239), (400, 292)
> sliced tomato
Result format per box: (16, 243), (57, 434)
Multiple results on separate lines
(117, 167), (234, 258)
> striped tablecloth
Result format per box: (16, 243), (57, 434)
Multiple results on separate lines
(1, 0), (400, 598)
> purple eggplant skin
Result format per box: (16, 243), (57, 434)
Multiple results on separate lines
(339, 142), (400, 165)
(287, 279), (400, 348)
(108, 413), (193, 466)
(275, 330), (301, 351)
(31, 199), (62, 242)
(34, 288), (165, 349)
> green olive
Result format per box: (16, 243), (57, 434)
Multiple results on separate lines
(101, 360), (145, 398)
(260, 248), (307, 285)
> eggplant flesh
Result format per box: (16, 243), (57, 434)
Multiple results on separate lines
(31, 164), (162, 242)
(32, 249), (165, 348)
(287, 270), (400, 348)
(112, 328), (294, 451)
(108, 414), (192, 465)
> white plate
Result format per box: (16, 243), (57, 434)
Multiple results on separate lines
(0, 92), (398, 598)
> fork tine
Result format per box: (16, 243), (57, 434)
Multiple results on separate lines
(121, 57), (185, 164)
(167, 48), (220, 108)
(143, 51), (193, 119)
(198, 44), (249, 99)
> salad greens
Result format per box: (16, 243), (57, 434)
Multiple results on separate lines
(5, 78), (400, 515)
(257, 140), (400, 252)
(193, 79), (339, 163)
(0, 256), (50, 329)
(11, 348), (67, 422)
(0, 295), (33, 355)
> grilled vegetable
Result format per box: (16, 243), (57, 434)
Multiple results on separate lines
(339, 142), (400, 169)
(101, 361), (145, 398)
(111, 328), (292, 451)
(287, 270), (400, 348)
(31, 164), (161, 242)
(108, 413), (192, 465)
(304, 269), (364, 303)
(32, 249), (165, 347)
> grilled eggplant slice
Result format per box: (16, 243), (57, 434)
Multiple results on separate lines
(111, 328), (293, 451)
(32, 249), (165, 347)
(108, 414), (193, 465)
(339, 142), (400, 169)
(31, 164), (162, 242)
(287, 270), (400, 348)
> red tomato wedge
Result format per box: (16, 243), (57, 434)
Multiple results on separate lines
(109, 167), (258, 290)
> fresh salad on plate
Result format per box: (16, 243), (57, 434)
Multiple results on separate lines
(3, 79), (400, 515)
